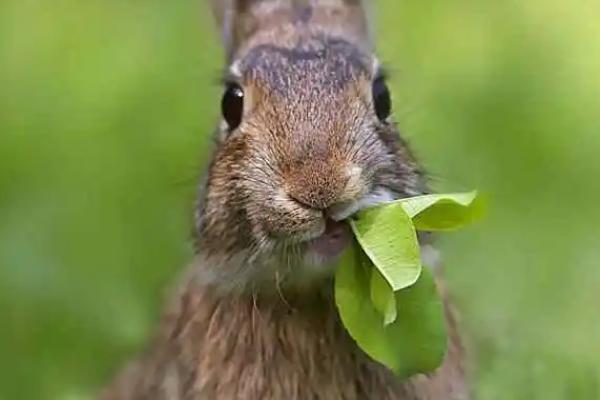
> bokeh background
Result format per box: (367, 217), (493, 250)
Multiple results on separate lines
(1, 0), (599, 398)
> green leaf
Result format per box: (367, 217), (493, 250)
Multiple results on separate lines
(370, 268), (397, 326)
(396, 191), (483, 231)
(335, 245), (448, 377)
(337, 191), (479, 377)
(349, 203), (421, 291)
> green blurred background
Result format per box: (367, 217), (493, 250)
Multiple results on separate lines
(1, 0), (599, 398)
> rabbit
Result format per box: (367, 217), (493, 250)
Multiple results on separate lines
(100, 1), (469, 399)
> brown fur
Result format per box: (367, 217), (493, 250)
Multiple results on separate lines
(100, 1), (470, 398)
(101, 273), (466, 400)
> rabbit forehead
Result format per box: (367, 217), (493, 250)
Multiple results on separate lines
(235, 34), (373, 95)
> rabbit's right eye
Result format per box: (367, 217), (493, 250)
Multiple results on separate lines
(372, 77), (392, 122)
(221, 83), (244, 131)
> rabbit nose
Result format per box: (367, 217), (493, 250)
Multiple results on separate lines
(286, 161), (364, 212)
(287, 186), (341, 211)
(285, 160), (346, 210)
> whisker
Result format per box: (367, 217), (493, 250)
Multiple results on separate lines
(275, 269), (293, 312)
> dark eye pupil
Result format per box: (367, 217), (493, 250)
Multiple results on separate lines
(222, 83), (244, 131)
(372, 78), (391, 122)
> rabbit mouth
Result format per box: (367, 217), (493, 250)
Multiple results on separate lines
(305, 218), (351, 263)
(301, 188), (397, 264)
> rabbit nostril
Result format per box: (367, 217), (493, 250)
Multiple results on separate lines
(287, 191), (328, 211)
(287, 193), (314, 210)
(287, 190), (357, 220)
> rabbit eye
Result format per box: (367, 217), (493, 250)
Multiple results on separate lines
(221, 83), (244, 131)
(372, 77), (391, 122)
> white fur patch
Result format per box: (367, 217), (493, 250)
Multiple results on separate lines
(329, 187), (395, 221)
(420, 244), (442, 271)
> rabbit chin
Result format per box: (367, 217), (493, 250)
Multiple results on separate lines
(192, 229), (350, 294)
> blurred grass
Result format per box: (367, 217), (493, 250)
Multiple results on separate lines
(0, 0), (599, 399)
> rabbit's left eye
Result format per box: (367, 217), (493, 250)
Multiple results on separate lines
(372, 77), (391, 122)
(222, 83), (244, 131)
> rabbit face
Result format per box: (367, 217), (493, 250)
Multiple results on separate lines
(196, 33), (424, 289)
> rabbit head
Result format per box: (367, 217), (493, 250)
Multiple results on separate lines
(196, 0), (426, 292)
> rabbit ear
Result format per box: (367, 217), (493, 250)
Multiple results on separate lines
(209, 0), (372, 60)
(306, 0), (372, 42)
(209, 0), (293, 59)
